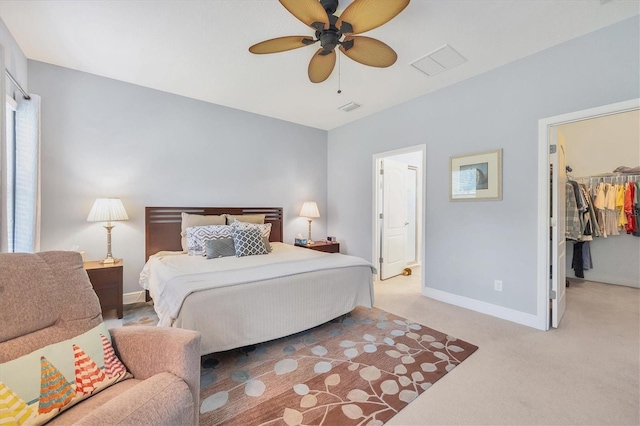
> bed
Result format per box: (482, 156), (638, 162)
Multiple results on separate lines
(140, 206), (375, 355)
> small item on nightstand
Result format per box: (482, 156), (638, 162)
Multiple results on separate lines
(295, 238), (308, 246)
(295, 240), (340, 253)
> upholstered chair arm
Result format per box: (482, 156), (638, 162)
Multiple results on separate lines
(110, 326), (201, 425)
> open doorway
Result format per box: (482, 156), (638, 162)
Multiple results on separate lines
(537, 98), (639, 330)
(372, 145), (426, 288)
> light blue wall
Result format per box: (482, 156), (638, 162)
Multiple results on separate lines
(327, 17), (640, 315)
(29, 61), (327, 294)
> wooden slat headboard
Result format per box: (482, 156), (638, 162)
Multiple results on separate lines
(145, 206), (284, 260)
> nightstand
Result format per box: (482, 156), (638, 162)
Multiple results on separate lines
(295, 240), (340, 253)
(84, 260), (124, 319)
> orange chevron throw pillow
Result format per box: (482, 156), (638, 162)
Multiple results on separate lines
(0, 323), (129, 425)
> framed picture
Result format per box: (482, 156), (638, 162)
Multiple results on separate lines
(450, 149), (502, 201)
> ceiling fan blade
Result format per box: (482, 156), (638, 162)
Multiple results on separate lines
(339, 36), (397, 67)
(249, 36), (315, 54)
(280, 0), (329, 31)
(308, 48), (336, 83)
(336, 0), (410, 35)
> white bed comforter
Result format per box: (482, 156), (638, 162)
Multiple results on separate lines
(140, 242), (376, 327)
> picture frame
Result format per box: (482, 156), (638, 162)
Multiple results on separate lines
(450, 149), (502, 201)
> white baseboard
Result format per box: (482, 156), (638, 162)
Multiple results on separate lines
(123, 291), (146, 305)
(567, 273), (639, 288)
(423, 287), (545, 330)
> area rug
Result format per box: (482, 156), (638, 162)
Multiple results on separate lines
(122, 301), (158, 326)
(123, 304), (478, 425)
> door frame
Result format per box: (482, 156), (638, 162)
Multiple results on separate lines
(407, 165), (420, 267)
(536, 98), (639, 330)
(372, 144), (426, 283)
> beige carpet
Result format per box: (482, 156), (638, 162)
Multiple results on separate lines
(375, 270), (640, 425)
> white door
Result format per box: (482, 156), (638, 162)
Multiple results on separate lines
(551, 129), (567, 327)
(381, 158), (408, 280)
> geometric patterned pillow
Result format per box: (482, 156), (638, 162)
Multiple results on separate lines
(232, 227), (268, 257)
(186, 225), (233, 256)
(231, 221), (271, 239)
(231, 222), (273, 253)
(0, 323), (129, 426)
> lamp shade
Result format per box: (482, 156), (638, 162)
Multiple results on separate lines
(299, 201), (320, 218)
(87, 198), (129, 222)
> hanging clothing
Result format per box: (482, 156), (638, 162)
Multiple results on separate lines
(593, 182), (607, 237)
(582, 241), (593, 270)
(565, 182), (582, 240)
(572, 241), (585, 278)
(605, 184), (620, 236)
(616, 184), (627, 229)
(633, 182), (640, 237)
(625, 182), (637, 234)
(582, 184), (601, 238)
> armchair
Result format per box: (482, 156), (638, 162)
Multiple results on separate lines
(0, 251), (201, 425)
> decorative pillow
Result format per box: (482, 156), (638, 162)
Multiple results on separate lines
(0, 323), (128, 426)
(232, 227), (268, 257)
(205, 238), (236, 259)
(262, 237), (273, 253)
(231, 221), (272, 239)
(180, 213), (226, 251)
(186, 225), (233, 256)
(225, 214), (265, 225)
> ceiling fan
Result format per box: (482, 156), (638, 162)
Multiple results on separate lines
(249, 0), (410, 83)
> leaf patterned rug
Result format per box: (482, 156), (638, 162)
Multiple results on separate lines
(123, 304), (478, 425)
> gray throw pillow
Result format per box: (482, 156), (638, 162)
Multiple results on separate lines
(233, 227), (268, 257)
(205, 238), (236, 259)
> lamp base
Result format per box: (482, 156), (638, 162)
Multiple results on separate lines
(100, 257), (121, 265)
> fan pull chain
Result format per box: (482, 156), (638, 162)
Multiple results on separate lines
(337, 53), (342, 94)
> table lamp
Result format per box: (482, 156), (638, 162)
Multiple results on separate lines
(299, 201), (320, 245)
(87, 198), (129, 264)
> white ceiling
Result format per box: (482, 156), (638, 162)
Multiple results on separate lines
(0, 0), (638, 130)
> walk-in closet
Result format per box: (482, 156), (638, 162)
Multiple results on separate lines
(558, 109), (640, 288)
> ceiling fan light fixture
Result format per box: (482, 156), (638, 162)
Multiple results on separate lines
(338, 101), (361, 112)
(252, 0), (410, 82)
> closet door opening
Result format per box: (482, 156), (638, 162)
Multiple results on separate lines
(538, 98), (640, 330)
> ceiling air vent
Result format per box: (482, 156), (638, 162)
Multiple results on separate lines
(410, 44), (467, 77)
(338, 101), (361, 112)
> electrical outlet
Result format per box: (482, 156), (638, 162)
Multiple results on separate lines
(494, 280), (503, 292)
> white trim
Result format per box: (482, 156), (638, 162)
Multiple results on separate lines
(537, 98), (640, 331)
(567, 274), (640, 289)
(372, 144), (426, 290)
(123, 290), (147, 305)
(424, 287), (543, 330)
(5, 94), (17, 110)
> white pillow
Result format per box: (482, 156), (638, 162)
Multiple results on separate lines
(186, 225), (233, 256)
(231, 221), (271, 239)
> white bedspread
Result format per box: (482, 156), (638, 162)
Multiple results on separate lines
(140, 243), (376, 327)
